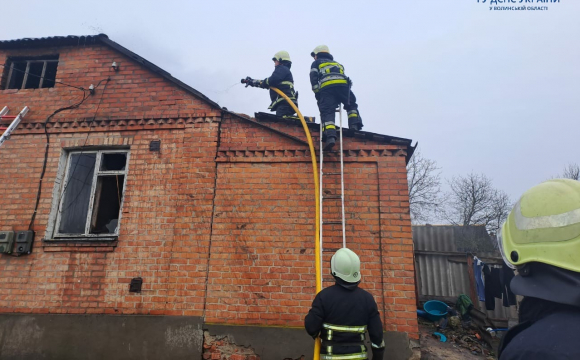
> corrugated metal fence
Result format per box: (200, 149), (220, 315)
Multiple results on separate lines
(413, 225), (517, 321)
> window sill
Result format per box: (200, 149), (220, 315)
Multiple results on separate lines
(42, 237), (118, 252)
(0, 88), (54, 93)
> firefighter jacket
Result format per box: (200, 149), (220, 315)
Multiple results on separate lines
(305, 278), (385, 360)
(309, 53), (349, 95)
(262, 61), (297, 111)
(499, 308), (580, 359)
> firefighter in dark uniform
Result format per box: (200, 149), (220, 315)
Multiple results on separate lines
(310, 45), (363, 150)
(497, 179), (580, 360)
(243, 51), (298, 117)
(305, 248), (385, 360)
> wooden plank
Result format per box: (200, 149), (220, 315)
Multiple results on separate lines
(413, 254), (421, 308)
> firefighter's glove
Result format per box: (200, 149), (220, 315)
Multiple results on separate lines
(241, 77), (252, 87)
(241, 77), (260, 88)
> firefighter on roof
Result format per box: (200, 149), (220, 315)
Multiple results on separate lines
(242, 51), (298, 118)
(310, 45), (363, 150)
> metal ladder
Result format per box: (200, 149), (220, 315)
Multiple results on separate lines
(0, 106), (30, 148)
(318, 105), (346, 289)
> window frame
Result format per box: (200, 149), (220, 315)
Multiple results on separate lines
(54, 149), (130, 239)
(4, 57), (59, 90)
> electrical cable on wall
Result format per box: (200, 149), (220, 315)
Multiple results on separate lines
(52, 77), (111, 217)
(27, 91), (88, 230)
(27, 77), (111, 231)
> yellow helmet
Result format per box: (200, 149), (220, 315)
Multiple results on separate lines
(499, 179), (580, 272)
(272, 51), (291, 62)
(311, 45), (330, 58)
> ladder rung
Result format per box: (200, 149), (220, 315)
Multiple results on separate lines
(0, 116), (16, 120)
(322, 195), (341, 200)
(322, 248), (341, 252)
(323, 220), (343, 225)
(323, 172), (342, 175)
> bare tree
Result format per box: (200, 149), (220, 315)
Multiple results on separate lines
(559, 163), (580, 180)
(488, 190), (512, 235)
(444, 173), (511, 234)
(407, 150), (442, 223)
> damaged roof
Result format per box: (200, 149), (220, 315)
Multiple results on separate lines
(0, 34), (221, 110)
(255, 112), (416, 161)
(0, 34), (415, 159)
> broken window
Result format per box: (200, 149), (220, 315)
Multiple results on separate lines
(56, 150), (129, 237)
(2, 55), (59, 90)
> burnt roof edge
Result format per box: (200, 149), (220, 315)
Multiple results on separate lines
(0, 34), (222, 111)
(96, 35), (222, 110)
(254, 112), (415, 163)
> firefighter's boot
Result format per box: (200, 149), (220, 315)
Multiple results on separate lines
(323, 128), (337, 151)
(347, 110), (363, 131)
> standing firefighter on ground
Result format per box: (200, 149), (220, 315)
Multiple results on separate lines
(242, 51), (298, 117)
(305, 248), (385, 360)
(497, 179), (580, 359)
(310, 45), (363, 150)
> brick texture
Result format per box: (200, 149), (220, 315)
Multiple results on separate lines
(0, 41), (418, 340)
(202, 331), (261, 360)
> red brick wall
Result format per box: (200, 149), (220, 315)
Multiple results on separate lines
(0, 42), (220, 317)
(208, 116), (418, 339)
(0, 125), (219, 316)
(0, 43), (218, 124)
(0, 42), (418, 340)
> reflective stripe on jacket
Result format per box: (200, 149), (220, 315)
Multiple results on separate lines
(267, 81), (297, 110)
(310, 55), (349, 93)
(304, 280), (385, 360)
(263, 63), (297, 110)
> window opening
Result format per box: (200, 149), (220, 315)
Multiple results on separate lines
(100, 153), (127, 171)
(2, 55), (59, 90)
(6, 62), (26, 89)
(56, 150), (129, 237)
(90, 175), (125, 234)
(58, 153), (96, 234)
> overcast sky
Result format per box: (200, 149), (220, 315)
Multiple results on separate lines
(3, 0), (579, 209)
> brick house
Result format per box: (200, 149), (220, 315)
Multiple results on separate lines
(0, 34), (417, 360)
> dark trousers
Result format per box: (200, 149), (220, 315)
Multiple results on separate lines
(275, 103), (296, 117)
(317, 86), (359, 128)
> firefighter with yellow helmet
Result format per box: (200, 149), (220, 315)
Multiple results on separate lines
(305, 248), (385, 360)
(497, 179), (580, 359)
(310, 45), (363, 150)
(242, 51), (298, 118)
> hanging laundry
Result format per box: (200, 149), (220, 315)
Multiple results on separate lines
(491, 267), (503, 299)
(501, 259), (517, 306)
(483, 264), (495, 311)
(473, 257), (485, 302)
